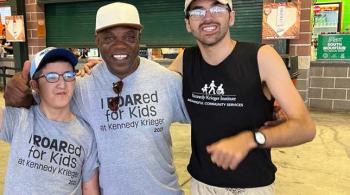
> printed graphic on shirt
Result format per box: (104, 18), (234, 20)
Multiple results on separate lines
(17, 134), (82, 186)
(98, 90), (165, 133)
(187, 80), (244, 107)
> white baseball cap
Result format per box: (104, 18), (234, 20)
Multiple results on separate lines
(30, 47), (78, 79)
(184, 0), (233, 12)
(95, 2), (143, 32)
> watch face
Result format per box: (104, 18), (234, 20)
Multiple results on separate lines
(255, 132), (266, 145)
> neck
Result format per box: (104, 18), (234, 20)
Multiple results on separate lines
(39, 104), (75, 122)
(197, 34), (236, 66)
(116, 56), (140, 80)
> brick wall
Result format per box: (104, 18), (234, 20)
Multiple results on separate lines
(262, 0), (312, 104)
(25, 0), (46, 59)
(289, 0), (312, 57)
(291, 0), (312, 104)
(309, 63), (350, 111)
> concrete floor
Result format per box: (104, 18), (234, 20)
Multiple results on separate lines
(1, 95), (349, 194)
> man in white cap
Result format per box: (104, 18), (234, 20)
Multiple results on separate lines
(167, 0), (316, 194)
(0, 47), (99, 195)
(4, 2), (189, 195)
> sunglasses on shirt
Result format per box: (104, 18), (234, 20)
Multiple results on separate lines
(108, 80), (123, 111)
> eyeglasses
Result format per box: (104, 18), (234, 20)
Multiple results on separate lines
(108, 80), (123, 111)
(187, 5), (230, 20)
(37, 71), (76, 83)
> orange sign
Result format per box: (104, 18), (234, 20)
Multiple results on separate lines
(262, 1), (301, 40)
(0, 15), (4, 39)
(5, 15), (26, 42)
(37, 19), (46, 38)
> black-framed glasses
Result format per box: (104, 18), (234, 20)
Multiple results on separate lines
(187, 5), (230, 20)
(37, 71), (76, 83)
(108, 80), (123, 111)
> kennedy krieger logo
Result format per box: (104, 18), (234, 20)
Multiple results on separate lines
(201, 80), (225, 95)
(187, 80), (244, 107)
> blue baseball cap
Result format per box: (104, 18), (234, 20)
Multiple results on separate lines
(30, 47), (78, 79)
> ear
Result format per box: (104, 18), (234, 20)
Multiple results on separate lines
(185, 19), (192, 33)
(30, 80), (39, 93)
(95, 34), (101, 48)
(229, 11), (235, 26)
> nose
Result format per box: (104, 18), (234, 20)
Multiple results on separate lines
(56, 75), (67, 87)
(113, 38), (128, 49)
(202, 10), (214, 21)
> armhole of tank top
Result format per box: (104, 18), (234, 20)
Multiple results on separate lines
(183, 47), (196, 71)
(256, 43), (274, 103)
(183, 48), (189, 67)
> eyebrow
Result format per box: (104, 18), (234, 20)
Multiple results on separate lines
(98, 30), (113, 37)
(189, 2), (222, 10)
(126, 29), (138, 35)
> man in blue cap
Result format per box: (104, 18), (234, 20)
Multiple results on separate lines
(0, 47), (99, 195)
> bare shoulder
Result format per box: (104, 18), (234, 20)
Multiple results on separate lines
(257, 45), (288, 81)
(167, 50), (184, 75)
(257, 44), (282, 63)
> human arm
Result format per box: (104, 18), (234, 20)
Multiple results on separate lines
(256, 45), (315, 147)
(167, 50), (184, 75)
(207, 45), (315, 170)
(76, 57), (102, 77)
(262, 104), (288, 128)
(81, 124), (99, 195)
(0, 107), (29, 143)
(170, 72), (190, 123)
(4, 61), (34, 108)
(82, 170), (99, 195)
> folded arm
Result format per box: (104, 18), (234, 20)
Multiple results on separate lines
(257, 45), (315, 148)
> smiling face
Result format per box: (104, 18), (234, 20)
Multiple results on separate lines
(30, 61), (75, 110)
(185, 0), (235, 47)
(96, 26), (141, 78)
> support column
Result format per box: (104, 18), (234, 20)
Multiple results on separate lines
(13, 0), (28, 70)
(25, 0), (46, 60)
(289, 0), (312, 104)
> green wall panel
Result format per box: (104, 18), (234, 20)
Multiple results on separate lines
(45, 0), (263, 48)
(231, 0), (263, 43)
(45, 2), (98, 47)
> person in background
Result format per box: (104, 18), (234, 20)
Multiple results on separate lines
(0, 47), (99, 195)
(4, 2), (189, 194)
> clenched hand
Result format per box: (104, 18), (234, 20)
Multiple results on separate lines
(206, 131), (256, 170)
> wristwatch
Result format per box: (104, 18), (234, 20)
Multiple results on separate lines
(253, 129), (266, 147)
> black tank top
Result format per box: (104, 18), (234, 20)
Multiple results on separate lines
(183, 42), (276, 188)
